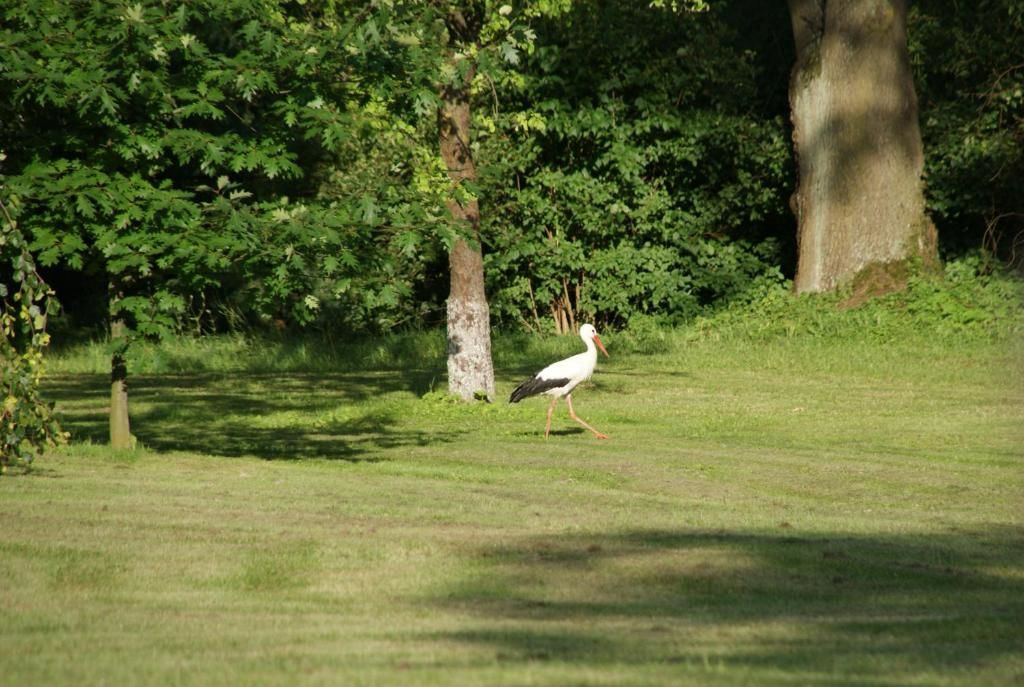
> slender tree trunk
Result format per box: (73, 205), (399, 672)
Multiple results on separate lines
(109, 288), (131, 449)
(788, 0), (937, 294)
(438, 39), (495, 401)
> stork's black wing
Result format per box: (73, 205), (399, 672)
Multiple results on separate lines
(509, 375), (570, 403)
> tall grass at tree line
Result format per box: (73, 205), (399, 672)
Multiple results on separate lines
(45, 256), (1024, 376)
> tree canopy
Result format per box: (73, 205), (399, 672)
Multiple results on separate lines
(2, 0), (1020, 336)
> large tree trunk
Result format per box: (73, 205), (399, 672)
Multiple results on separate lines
(439, 50), (495, 401)
(788, 0), (937, 294)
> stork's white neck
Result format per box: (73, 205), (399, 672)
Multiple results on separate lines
(581, 334), (596, 355)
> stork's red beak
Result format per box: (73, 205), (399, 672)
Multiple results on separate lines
(593, 334), (609, 357)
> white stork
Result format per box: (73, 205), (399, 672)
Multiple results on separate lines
(509, 323), (610, 439)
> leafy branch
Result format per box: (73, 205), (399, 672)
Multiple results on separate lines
(0, 182), (67, 473)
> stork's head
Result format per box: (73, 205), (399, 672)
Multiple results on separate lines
(580, 323), (609, 357)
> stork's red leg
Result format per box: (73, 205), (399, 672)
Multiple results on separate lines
(566, 394), (609, 439)
(544, 396), (558, 438)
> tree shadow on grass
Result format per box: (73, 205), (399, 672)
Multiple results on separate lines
(46, 370), (455, 462)
(435, 527), (1024, 678)
(505, 428), (587, 439)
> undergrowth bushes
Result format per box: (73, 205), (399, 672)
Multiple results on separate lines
(686, 255), (1023, 345)
(46, 257), (1022, 376)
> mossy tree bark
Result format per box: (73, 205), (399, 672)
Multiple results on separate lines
(438, 8), (495, 402)
(788, 0), (937, 294)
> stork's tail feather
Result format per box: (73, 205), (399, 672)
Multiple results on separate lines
(509, 376), (571, 403)
(509, 379), (534, 403)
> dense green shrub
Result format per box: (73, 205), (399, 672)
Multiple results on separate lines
(910, 0), (1024, 264)
(0, 0), (448, 339)
(689, 256), (1024, 345)
(479, 2), (792, 331)
(1, 188), (65, 472)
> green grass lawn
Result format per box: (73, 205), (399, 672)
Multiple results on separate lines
(2, 331), (1023, 686)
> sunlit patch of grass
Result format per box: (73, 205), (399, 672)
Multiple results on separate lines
(227, 541), (322, 593)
